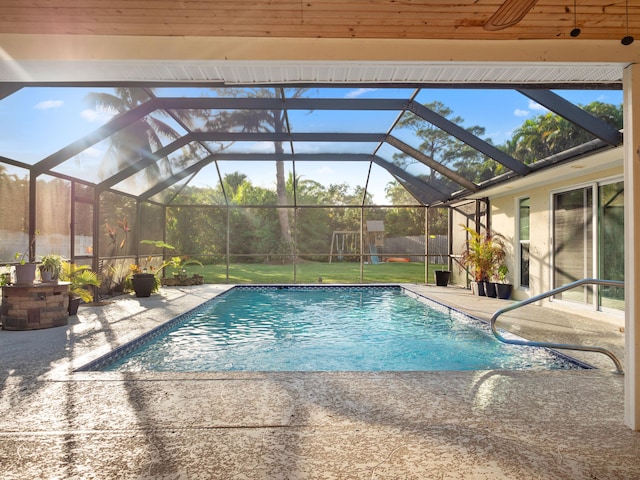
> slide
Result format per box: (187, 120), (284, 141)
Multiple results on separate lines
(369, 244), (380, 264)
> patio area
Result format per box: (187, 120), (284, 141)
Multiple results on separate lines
(0, 284), (638, 479)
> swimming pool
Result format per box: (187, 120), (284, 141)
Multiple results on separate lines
(81, 286), (587, 372)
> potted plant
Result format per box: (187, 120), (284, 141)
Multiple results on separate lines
(128, 240), (203, 295)
(60, 262), (100, 315)
(494, 264), (513, 300)
(161, 255), (204, 286)
(434, 269), (451, 287)
(127, 262), (159, 298)
(13, 232), (39, 284)
(459, 225), (506, 296)
(14, 251), (37, 284)
(125, 239), (173, 297)
(40, 254), (64, 282)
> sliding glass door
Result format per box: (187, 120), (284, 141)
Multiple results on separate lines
(553, 187), (593, 304)
(552, 180), (624, 311)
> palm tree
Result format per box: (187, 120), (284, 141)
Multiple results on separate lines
(506, 101), (623, 164)
(205, 87), (310, 249)
(223, 171), (248, 198)
(86, 88), (193, 185)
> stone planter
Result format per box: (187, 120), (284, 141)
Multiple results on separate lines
(1, 282), (69, 330)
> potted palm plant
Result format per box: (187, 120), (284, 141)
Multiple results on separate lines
(459, 225), (506, 296)
(60, 262), (100, 315)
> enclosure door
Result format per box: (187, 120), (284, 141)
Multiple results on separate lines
(71, 180), (95, 264)
(72, 200), (94, 259)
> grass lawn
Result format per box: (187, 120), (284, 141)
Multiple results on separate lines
(181, 261), (448, 284)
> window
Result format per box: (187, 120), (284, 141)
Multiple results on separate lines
(518, 197), (530, 288)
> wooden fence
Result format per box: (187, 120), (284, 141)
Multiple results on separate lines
(383, 235), (448, 264)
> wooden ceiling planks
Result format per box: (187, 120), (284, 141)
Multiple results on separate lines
(0, 0), (636, 41)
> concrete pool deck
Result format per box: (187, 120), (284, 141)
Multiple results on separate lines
(0, 284), (638, 479)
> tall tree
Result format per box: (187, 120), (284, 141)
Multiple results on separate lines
(223, 171), (248, 198)
(205, 87), (310, 250)
(393, 101), (492, 186)
(506, 101), (623, 164)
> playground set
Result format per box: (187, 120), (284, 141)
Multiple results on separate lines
(328, 221), (411, 264)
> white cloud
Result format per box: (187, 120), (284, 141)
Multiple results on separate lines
(244, 141), (275, 153)
(293, 143), (321, 154)
(528, 99), (548, 112)
(34, 100), (63, 110)
(83, 146), (104, 158)
(315, 165), (333, 175)
(80, 108), (114, 123)
(345, 88), (376, 99)
(512, 100), (548, 119)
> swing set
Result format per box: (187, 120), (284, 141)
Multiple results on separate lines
(328, 231), (359, 263)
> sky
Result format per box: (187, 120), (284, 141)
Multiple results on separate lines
(0, 86), (623, 204)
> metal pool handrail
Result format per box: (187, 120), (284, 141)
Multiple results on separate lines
(490, 278), (624, 374)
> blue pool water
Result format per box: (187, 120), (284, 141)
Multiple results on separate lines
(93, 286), (584, 372)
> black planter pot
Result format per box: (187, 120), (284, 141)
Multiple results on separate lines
(68, 297), (81, 316)
(132, 273), (156, 298)
(484, 281), (497, 298)
(496, 283), (513, 300)
(435, 270), (450, 286)
(471, 281), (486, 296)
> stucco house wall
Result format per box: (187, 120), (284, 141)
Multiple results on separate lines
(488, 147), (623, 321)
(452, 146), (623, 322)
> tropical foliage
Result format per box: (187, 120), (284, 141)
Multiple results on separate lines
(459, 226), (506, 282)
(86, 88), (197, 184)
(505, 101), (623, 165)
(392, 100), (623, 184)
(59, 262), (100, 303)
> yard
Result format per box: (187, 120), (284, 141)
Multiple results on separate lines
(180, 261), (449, 285)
